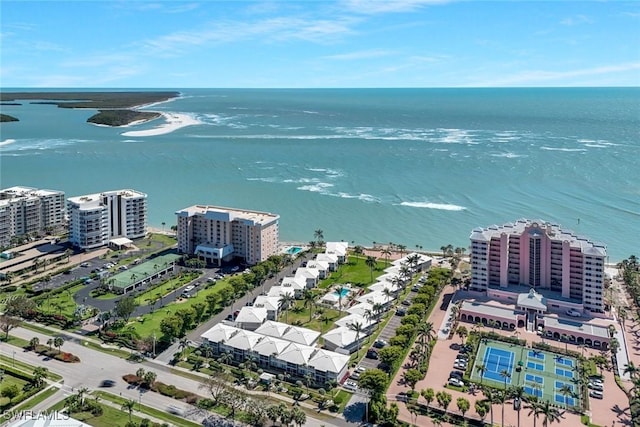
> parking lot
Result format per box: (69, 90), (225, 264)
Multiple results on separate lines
(354, 286), (421, 372)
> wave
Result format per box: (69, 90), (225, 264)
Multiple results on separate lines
(297, 182), (334, 193)
(0, 139), (16, 146)
(398, 201), (466, 211)
(540, 147), (588, 152)
(490, 152), (526, 158)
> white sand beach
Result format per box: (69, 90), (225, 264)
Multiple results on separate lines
(121, 112), (201, 137)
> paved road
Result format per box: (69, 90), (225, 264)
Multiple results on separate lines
(156, 254), (310, 363)
(6, 325), (349, 427)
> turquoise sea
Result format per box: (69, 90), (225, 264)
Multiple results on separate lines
(1, 88), (638, 261)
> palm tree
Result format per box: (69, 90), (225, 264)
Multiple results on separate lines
(482, 387), (497, 427)
(397, 244), (406, 257)
(417, 322), (435, 348)
(476, 364), (487, 385)
(302, 290), (317, 322)
(624, 361), (640, 380)
(32, 366), (49, 387)
(382, 288), (393, 308)
(291, 406), (306, 427)
(365, 256), (377, 282)
(525, 397), (544, 427)
(558, 383), (573, 409)
(337, 285), (348, 313)
(29, 337), (40, 351)
(381, 248), (392, 267)
(314, 229), (324, 245)
(278, 293), (295, 323)
(121, 399), (136, 422)
(540, 399), (562, 426)
(352, 245), (364, 264)
(508, 386), (525, 427)
(348, 321), (365, 357)
(53, 336), (64, 354)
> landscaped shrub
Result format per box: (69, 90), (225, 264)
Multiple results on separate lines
(122, 374), (142, 385)
(156, 382), (177, 397)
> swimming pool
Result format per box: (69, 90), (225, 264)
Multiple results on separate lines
(333, 287), (350, 298)
(286, 246), (302, 255)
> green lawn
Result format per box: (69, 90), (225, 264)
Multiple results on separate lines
(37, 284), (86, 317)
(279, 303), (343, 334)
(0, 354), (63, 381)
(133, 273), (199, 306)
(0, 372), (29, 406)
(318, 259), (387, 289)
(130, 279), (232, 337)
(96, 391), (201, 427)
(49, 399), (150, 427)
(13, 386), (59, 411)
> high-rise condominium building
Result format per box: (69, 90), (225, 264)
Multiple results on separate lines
(176, 205), (279, 266)
(0, 186), (66, 247)
(68, 189), (147, 250)
(470, 219), (606, 313)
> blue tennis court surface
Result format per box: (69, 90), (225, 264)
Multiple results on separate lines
(482, 347), (515, 383)
(555, 368), (574, 378)
(554, 381), (576, 406)
(525, 373), (543, 384)
(524, 386), (543, 398)
(556, 357), (574, 368)
(527, 361), (544, 371)
(528, 350), (545, 360)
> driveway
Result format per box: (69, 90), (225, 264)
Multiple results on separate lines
(8, 325), (348, 427)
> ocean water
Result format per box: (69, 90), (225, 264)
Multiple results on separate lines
(1, 88), (638, 261)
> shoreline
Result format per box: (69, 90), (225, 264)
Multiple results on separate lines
(121, 112), (201, 137)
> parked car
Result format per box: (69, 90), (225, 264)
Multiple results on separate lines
(411, 285), (420, 292)
(396, 308), (407, 316)
(350, 372), (361, 380)
(344, 380), (358, 391)
(513, 397), (521, 410)
(355, 366), (366, 373)
(166, 405), (184, 416)
(184, 285), (195, 292)
(448, 377), (464, 387)
(566, 308), (582, 317)
(80, 262), (90, 268)
(454, 361), (468, 370)
(366, 349), (379, 359)
(373, 339), (387, 348)
(589, 390), (604, 399)
(456, 353), (469, 360)
(588, 382), (603, 391)
(401, 300), (411, 306)
(449, 371), (463, 380)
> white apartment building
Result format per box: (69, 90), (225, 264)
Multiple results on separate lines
(175, 204), (279, 266)
(0, 186), (66, 247)
(67, 189), (147, 250)
(469, 219), (606, 313)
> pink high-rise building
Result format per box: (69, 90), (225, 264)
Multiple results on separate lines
(469, 219), (606, 313)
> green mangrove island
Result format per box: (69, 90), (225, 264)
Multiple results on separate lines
(0, 91), (179, 126)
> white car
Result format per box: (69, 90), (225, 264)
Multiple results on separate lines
(448, 377), (464, 387)
(343, 381), (358, 391)
(184, 285), (195, 292)
(566, 309), (582, 317)
(355, 366), (366, 373)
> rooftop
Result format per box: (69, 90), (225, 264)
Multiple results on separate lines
(542, 316), (610, 339)
(176, 204), (279, 226)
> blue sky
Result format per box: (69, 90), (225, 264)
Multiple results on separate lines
(1, 1), (639, 88)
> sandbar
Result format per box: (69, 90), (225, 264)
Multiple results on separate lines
(121, 113), (201, 137)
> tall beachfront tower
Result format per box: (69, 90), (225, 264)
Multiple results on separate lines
(67, 189), (147, 250)
(469, 219), (606, 313)
(0, 186), (66, 247)
(175, 205), (279, 266)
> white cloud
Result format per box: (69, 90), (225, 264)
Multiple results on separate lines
(137, 16), (359, 56)
(323, 49), (395, 61)
(340, 0), (450, 14)
(560, 14), (593, 26)
(472, 62), (640, 87)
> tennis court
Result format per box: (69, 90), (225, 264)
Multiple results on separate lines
(472, 339), (582, 410)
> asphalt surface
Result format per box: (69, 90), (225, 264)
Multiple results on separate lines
(6, 325), (349, 427)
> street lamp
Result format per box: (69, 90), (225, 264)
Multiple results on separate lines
(12, 351), (15, 368)
(139, 390), (142, 411)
